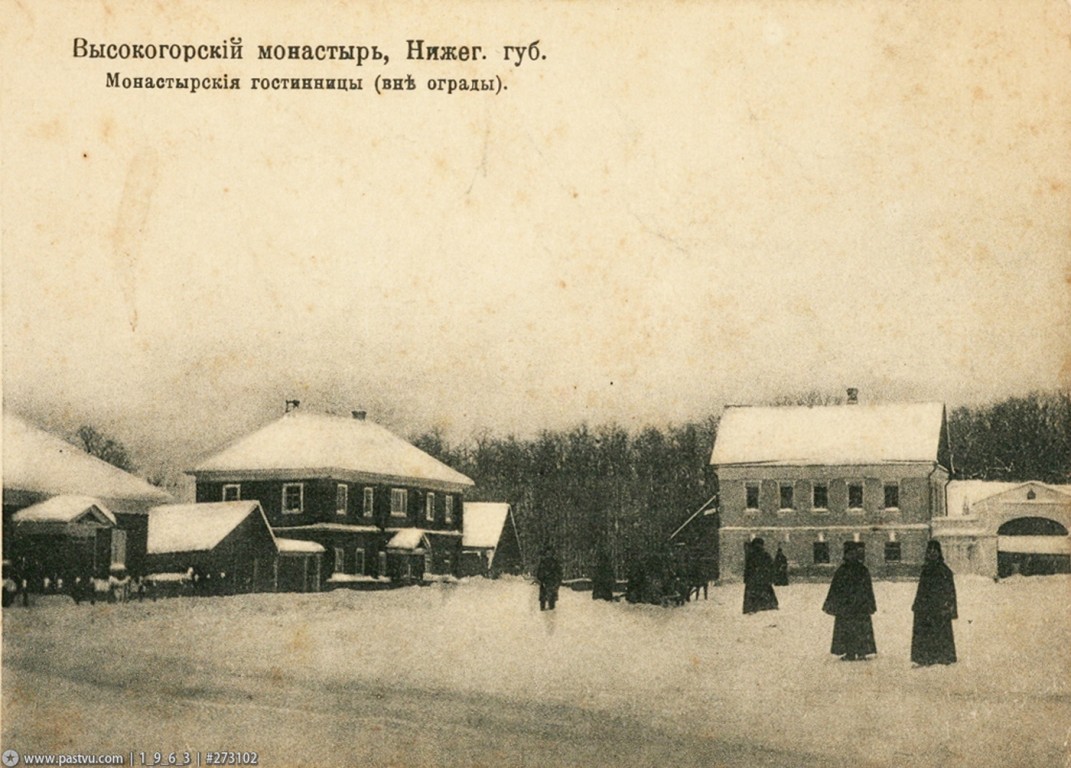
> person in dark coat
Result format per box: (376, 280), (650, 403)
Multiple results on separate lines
(591, 547), (615, 601)
(536, 549), (562, 611)
(822, 542), (877, 660)
(742, 538), (778, 614)
(911, 540), (958, 666)
(773, 546), (789, 586)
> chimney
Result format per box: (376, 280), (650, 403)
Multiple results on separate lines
(285, 399), (301, 413)
(352, 410), (367, 420)
(846, 388), (858, 405)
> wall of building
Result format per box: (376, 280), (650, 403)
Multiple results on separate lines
(196, 478), (464, 534)
(717, 463), (945, 581)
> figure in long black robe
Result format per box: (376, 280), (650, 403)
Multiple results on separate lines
(773, 546), (789, 586)
(822, 542), (877, 660)
(911, 540), (958, 666)
(742, 538), (778, 614)
(536, 551), (562, 611)
(592, 548), (615, 601)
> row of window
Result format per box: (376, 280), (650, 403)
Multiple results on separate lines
(222, 483), (455, 522)
(745, 481), (899, 512)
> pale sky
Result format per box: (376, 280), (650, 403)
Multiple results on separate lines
(2, 1), (1069, 476)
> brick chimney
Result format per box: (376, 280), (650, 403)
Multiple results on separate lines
(285, 399), (301, 413)
(352, 410), (367, 420)
(846, 388), (858, 405)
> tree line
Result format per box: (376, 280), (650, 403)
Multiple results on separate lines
(412, 391), (1070, 579)
(72, 390), (1070, 580)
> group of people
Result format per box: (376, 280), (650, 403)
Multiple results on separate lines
(744, 537), (959, 666)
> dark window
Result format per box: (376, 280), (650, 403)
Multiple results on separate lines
(813, 541), (830, 564)
(884, 483), (899, 509)
(363, 487), (374, 517)
(222, 484), (240, 502)
(884, 542), (901, 562)
(848, 482), (864, 509)
(813, 483), (828, 509)
(282, 483), (303, 514)
(779, 484), (794, 510)
(336, 484), (348, 516)
(745, 484), (760, 510)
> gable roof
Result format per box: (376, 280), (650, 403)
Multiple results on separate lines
(386, 527), (430, 551)
(710, 402), (947, 467)
(12, 495), (117, 526)
(147, 501), (272, 554)
(3, 412), (171, 509)
(946, 480), (1071, 517)
(191, 411), (474, 489)
(462, 502), (511, 548)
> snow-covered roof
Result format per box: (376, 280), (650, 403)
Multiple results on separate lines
(462, 503), (510, 548)
(276, 538), (327, 554)
(386, 528), (429, 551)
(710, 402), (946, 467)
(147, 501), (270, 554)
(3, 412), (171, 509)
(191, 411), (474, 489)
(11, 494), (117, 526)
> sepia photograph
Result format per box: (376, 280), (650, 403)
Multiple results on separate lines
(2, 1), (1069, 766)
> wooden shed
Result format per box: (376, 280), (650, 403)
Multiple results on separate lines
(460, 502), (524, 577)
(145, 501), (278, 594)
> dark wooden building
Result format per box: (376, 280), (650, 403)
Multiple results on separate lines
(189, 408), (474, 584)
(3, 412), (171, 581)
(460, 502), (524, 577)
(145, 501), (279, 593)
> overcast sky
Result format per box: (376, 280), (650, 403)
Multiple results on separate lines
(3, 1), (1069, 475)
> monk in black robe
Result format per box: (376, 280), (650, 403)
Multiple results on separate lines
(822, 542), (877, 660)
(591, 547), (615, 601)
(742, 538), (778, 614)
(911, 540), (957, 665)
(773, 546), (789, 586)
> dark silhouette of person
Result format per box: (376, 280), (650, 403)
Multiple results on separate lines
(742, 538), (778, 614)
(536, 549), (562, 611)
(822, 542), (877, 660)
(911, 540), (958, 666)
(773, 546), (789, 586)
(591, 547), (615, 601)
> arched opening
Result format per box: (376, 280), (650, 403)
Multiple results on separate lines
(997, 517), (1070, 578)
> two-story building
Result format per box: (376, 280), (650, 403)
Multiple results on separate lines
(189, 408), (474, 582)
(711, 400), (950, 580)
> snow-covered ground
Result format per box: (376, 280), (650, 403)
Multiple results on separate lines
(3, 575), (1069, 767)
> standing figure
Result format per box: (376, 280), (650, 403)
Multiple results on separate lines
(591, 547), (615, 601)
(822, 542), (877, 660)
(742, 538), (779, 614)
(911, 540), (958, 666)
(536, 549), (562, 611)
(773, 546), (790, 586)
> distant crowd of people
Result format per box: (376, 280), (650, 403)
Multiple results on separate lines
(2, 561), (241, 606)
(533, 537), (959, 667)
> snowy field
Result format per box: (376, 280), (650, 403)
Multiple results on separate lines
(3, 575), (1069, 768)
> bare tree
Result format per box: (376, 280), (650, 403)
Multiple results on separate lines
(76, 425), (133, 472)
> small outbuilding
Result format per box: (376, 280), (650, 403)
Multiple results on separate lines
(460, 502), (524, 577)
(275, 537), (326, 592)
(9, 495), (121, 585)
(146, 501), (278, 593)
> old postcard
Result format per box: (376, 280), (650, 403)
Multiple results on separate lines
(2, 2), (1069, 766)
